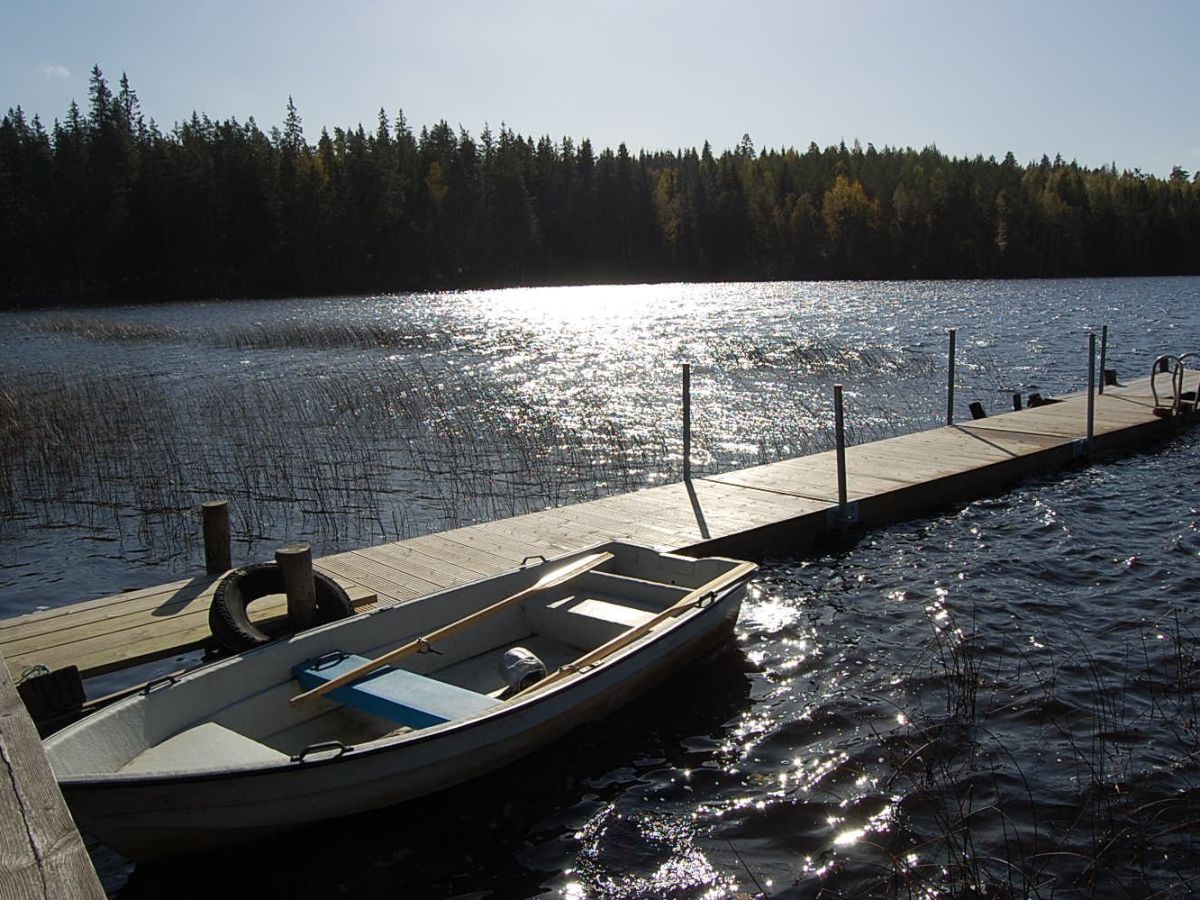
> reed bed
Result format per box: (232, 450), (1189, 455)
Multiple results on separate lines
(0, 356), (678, 557)
(865, 603), (1200, 898)
(219, 320), (453, 352)
(26, 313), (451, 352)
(0, 313), (1009, 575)
(29, 316), (186, 342)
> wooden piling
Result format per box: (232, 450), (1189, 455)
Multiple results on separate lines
(275, 544), (317, 629)
(202, 500), (231, 575)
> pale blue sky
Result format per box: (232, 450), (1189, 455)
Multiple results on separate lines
(2, 0), (1197, 176)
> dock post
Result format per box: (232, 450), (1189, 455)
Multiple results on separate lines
(1087, 332), (1096, 443)
(276, 543), (317, 629)
(202, 500), (232, 575)
(1098, 325), (1109, 395)
(682, 363), (692, 481)
(946, 328), (956, 425)
(834, 384), (848, 510)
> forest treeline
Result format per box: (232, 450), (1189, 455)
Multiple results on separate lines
(2, 67), (1199, 305)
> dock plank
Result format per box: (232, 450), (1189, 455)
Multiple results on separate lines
(711, 455), (907, 500)
(0, 652), (105, 900)
(313, 555), (437, 605)
(356, 541), (499, 584)
(332, 548), (452, 593)
(436, 529), (547, 561)
(0, 578), (376, 677)
(393, 534), (514, 577)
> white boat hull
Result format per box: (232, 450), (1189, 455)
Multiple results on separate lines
(45, 542), (752, 859)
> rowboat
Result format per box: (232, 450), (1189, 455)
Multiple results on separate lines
(43, 541), (756, 860)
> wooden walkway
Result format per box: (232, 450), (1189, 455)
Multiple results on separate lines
(1, 372), (1194, 682)
(0, 652), (105, 899)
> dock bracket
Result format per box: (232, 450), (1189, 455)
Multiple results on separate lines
(827, 501), (860, 527)
(1072, 439), (1090, 459)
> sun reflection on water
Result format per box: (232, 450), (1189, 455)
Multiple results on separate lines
(567, 805), (738, 899)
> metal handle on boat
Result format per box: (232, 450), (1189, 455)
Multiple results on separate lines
(416, 637), (443, 655)
(142, 675), (178, 694)
(309, 650), (349, 670)
(521, 555), (546, 568)
(291, 741), (350, 763)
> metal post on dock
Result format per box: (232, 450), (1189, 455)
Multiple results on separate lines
(946, 328), (957, 425)
(682, 363), (692, 481)
(834, 384), (848, 510)
(276, 543), (317, 629)
(1098, 325), (1109, 395)
(1086, 332), (1097, 443)
(202, 500), (231, 575)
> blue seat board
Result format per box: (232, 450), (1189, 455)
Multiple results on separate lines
(293, 653), (502, 729)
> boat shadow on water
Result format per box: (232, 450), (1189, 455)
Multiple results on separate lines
(104, 645), (758, 900)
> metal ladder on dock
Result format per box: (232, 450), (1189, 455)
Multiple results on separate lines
(1150, 353), (1200, 415)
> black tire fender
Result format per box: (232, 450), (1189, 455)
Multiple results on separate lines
(208, 563), (354, 652)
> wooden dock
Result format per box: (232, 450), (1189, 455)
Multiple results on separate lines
(2, 371), (1193, 683)
(0, 651), (105, 899)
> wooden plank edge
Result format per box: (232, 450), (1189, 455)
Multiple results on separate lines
(2, 587), (378, 680)
(0, 651), (105, 900)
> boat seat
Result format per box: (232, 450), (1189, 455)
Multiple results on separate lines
(293, 652), (502, 729)
(525, 591), (659, 648)
(120, 721), (288, 774)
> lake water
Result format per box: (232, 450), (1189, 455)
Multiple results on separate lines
(2, 278), (1199, 897)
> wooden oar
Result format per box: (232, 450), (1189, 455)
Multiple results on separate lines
(290, 551), (614, 705)
(509, 560), (757, 701)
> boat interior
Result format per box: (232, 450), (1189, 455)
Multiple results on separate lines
(46, 544), (747, 778)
